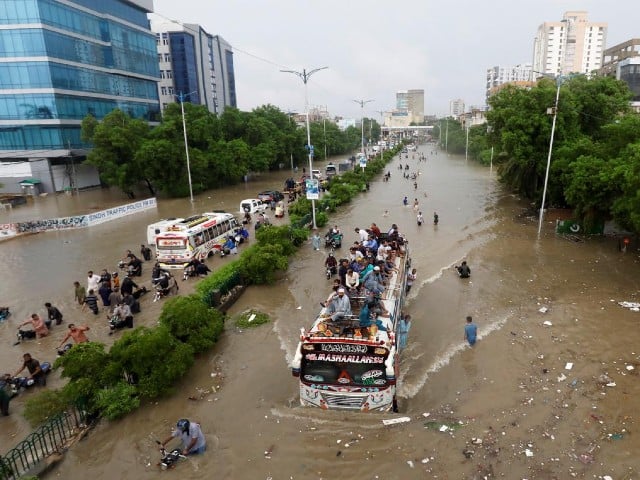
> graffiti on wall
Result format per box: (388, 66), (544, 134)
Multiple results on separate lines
(5, 198), (157, 235)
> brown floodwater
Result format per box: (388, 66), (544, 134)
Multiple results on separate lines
(1, 147), (639, 479)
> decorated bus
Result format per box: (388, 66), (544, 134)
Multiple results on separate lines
(291, 239), (410, 412)
(154, 212), (240, 270)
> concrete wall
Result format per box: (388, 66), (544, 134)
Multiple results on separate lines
(0, 161), (100, 194)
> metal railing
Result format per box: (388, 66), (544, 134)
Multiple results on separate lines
(0, 408), (87, 480)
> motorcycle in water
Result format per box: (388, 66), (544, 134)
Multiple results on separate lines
(324, 231), (343, 249)
(155, 440), (187, 470)
(1, 362), (52, 397)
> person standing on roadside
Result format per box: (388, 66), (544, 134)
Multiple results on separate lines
(433, 212), (439, 225)
(73, 281), (86, 306)
(464, 316), (478, 346)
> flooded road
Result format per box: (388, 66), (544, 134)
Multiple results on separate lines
(1, 148), (639, 479)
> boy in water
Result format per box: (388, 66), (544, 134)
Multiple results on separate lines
(464, 316), (477, 346)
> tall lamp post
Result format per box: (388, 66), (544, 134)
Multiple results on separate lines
(375, 110), (385, 147)
(353, 99), (374, 155)
(537, 76), (562, 237)
(280, 66), (328, 229)
(177, 91), (198, 205)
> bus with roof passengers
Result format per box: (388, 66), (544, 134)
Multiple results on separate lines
(153, 212), (240, 270)
(291, 235), (410, 412)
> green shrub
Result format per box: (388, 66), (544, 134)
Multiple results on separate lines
(94, 382), (140, 420)
(108, 327), (194, 398)
(159, 295), (225, 353)
(238, 243), (288, 284)
(234, 309), (270, 328)
(23, 389), (68, 427)
(195, 260), (241, 297)
(255, 224), (297, 255)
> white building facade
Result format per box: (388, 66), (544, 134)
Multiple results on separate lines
(533, 11), (607, 77)
(486, 64), (533, 99)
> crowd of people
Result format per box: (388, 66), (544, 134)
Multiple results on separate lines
(315, 218), (414, 342)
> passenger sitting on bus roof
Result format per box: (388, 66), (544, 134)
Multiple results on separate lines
(363, 267), (385, 295)
(321, 279), (343, 307)
(362, 235), (378, 251)
(359, 261), (374, 281)
(345, 268), (360, 292)
(326, 288), (351, 322)
(365, 293), (390, 319)
(369, 223), (381, 239)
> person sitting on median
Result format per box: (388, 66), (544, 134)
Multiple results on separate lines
(326, 288), (352, 322)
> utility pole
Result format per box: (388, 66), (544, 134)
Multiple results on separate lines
(353, 99), (374, 155)
(281, 66), (328, 229)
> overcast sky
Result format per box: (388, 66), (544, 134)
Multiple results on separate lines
(152, 0), (638, 119)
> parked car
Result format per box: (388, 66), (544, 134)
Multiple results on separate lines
(257, 190), (284, 203)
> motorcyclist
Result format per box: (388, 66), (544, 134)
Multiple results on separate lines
(13, 353), (46, 387)
(127, 256), (142, 276)
(456, 261), (471, 278)
(109, 302), (133, 332)
(324, 252), (338, 276)
(183, 258), (201, 279)
(161, 419), (206, 456)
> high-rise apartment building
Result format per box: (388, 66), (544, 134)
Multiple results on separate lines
(601, 39), (640, 110)
(533, 11), (607, 77)
(150, 15), (236, 114)
(0, 0), (160, 193)
(486, 64), (534, 100)
(396, 89), (424, 124)
(449, 99), (465, 117)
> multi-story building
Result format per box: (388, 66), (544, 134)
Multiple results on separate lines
(0, 0), (160, 193)
(533, 11), (607, 77)
(486, 64), (534, 100)
(449, 99), (465, 117)
(150, 15), (236, 114)
(396, 89), (424, 124)
(601, 39), (640, 111)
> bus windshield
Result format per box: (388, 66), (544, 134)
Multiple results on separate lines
(301, 361), (388, 388)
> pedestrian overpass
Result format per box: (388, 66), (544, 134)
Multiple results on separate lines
(381, 125), (434, 140)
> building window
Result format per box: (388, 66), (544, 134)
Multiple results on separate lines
(162, 33), (169, 45)
(158, 53), (162, 63)
(164, 53), (171, 62)
(166, 70), (172, 79)
(161, 86), (167, 95)
(160, 71), (165, 79)
(167, 86), (174, 95)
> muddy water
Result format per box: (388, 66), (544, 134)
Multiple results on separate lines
(2, 148), (639, 479)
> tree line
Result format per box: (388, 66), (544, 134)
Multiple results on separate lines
(434, 75), (640, 232)
(81, 104), (378, 198)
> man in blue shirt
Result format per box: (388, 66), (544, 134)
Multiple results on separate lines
(464, 316), (477, 346)
(161, 419), (206, 456)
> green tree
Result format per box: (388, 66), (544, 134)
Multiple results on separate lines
(81, 109), (151, 198)
(159, 295), (225, 353)
(108, 327), (194, 398)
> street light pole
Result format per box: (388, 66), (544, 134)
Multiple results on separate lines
(177, 91), (198, 205)
(281, 67), (328, 230)
(445, 117), (449, 152)
(465, 121), (470, 161)
(353, 99), (374, 155)
(537, 78), (561, 237)
(323, 116), (327, 160)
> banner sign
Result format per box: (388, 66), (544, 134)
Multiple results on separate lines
(305, 179), (319, 200)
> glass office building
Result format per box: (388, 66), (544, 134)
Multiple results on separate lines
(0, 0), (160, 154)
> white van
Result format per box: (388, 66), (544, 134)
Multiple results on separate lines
(240, 198), (267, 215)
(146, 218), (183, 245)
